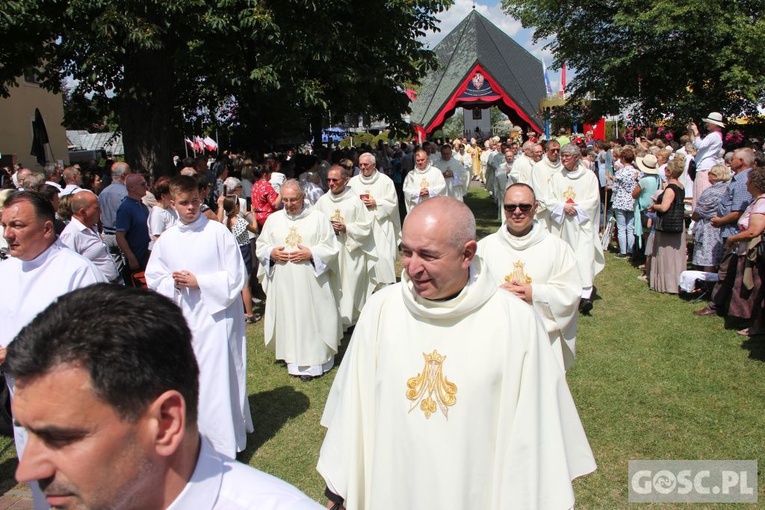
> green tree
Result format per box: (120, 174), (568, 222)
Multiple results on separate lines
(1, 0), (451, 176)
(502, 0), (765, 127)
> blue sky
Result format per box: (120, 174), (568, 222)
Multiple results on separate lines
(420, 0), (565, 92)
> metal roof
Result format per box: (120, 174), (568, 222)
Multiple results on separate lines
(66, 130), (124, 155)
(410, 9), (545, 133)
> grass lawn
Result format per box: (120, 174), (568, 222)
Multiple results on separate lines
(0, 186), (763, 508)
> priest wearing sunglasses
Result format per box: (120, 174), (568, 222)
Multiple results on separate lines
(477, 183), (582, 372)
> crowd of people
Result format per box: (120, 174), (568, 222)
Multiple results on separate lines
(0, 111), (763, 508)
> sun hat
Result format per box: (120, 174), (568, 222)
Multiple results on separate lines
(636, 154), (660, 174)
(701, 112), (725, 128)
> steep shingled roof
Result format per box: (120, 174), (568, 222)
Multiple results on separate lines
(410, 9), (545, 133)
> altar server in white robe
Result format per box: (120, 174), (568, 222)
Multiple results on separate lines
(349, 153), (401, 290)
(256, 179), (342, 380)
(318, 197), (596, 510)
(0, 191), (105, 509)
(145, 175), (253, 458)
(402, 148), (447, 212)
(547, 143), (605, 314)
(478, 184), (582, 371)
(316, 166), (376, 330)
(531, 139), (563, 231)
(432, 144), (469, 201)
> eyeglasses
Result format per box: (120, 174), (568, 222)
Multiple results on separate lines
(503, 203), (533, 213)
(547, 148), (560, 153)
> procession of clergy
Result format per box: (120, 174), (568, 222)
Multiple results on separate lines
(0, 137), (601, 509)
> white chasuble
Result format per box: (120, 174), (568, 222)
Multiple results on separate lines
(316, 188), (376, 328)
(256, 208), (342, 367)
(402, 164), (447, 212)
(509, 154), (534, 186)
(145, 214), (253, 458)
(477, 222), (582, 371)
(547, 167), (606, 287)
(348, 171), (400, 287)
(432, 158), (469, 201)
(318, 258), (596, 510)
(530, 157), (563, 231)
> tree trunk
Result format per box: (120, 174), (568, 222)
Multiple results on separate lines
(119, 46), (176, 179)
(310, 113), (323, 150)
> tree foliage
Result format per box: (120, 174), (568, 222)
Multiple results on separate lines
(0, 0), (452, 175)
(502, 0), (765, 127)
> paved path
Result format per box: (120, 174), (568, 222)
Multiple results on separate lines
(0, 486), (32, 509)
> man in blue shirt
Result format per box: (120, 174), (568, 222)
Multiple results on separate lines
(116, 173), (151, 283)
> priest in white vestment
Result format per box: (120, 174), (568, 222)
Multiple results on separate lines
(256, 179), (342, 380)
(0, 191), (105, 509)
(145, 175), (253, 458)
(547, 143), (606, 314)
(509, 140), (536, 186)
(349, 153), (401, 290)
(318, 197), (596, 510)
(402, 148), (446, 212)
(432, 144), (469, 201)
(531, 139), (563, 231)
(316, 166), (376, 330)
(478, 184), (582, 371)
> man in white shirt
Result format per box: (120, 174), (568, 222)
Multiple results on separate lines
(6, 284), (321, 510)
(60, 191), (121, 282)
(0, 190), (105, 508)
(58, 166), (83, 196)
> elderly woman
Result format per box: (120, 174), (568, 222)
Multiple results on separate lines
(648, 157), (687, 293)
(723, 167), (765, 335)
(691, 164), (730, 271)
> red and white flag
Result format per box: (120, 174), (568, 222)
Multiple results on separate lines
(203, 136), (218, 152)
(559, 63), (567, 96)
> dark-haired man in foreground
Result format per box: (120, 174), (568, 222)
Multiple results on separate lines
(6, 284), (322, 510)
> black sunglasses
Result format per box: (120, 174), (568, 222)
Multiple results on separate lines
(503, 203), (533, 213)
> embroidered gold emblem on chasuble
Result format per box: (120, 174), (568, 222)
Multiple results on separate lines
(563, 186), (577, 201)
(419, 178), (429, 189)
(285, 227), (302, 249)
(330, 209), (344, 223)
(406, 350), (458, 419)
(504, 260), (532, 284)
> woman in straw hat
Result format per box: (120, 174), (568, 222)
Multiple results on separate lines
(688, 112), (725, 209)
(632, 153), (663, 279)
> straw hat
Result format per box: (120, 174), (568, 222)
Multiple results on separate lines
(701, 112), (725, 128)
(637, 154), (660, 175)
